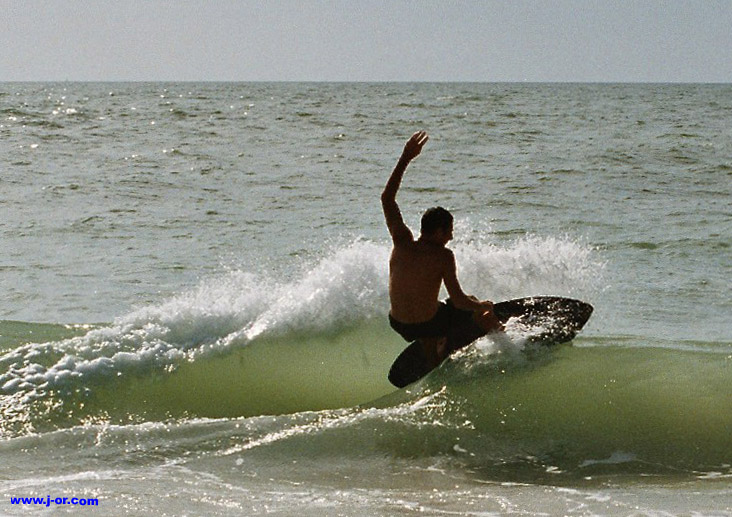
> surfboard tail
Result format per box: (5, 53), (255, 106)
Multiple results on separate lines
(388, 341), (432, 388)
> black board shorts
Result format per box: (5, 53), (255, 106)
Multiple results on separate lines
(389, 301), (452, 342)
(388, 299), (484, 350)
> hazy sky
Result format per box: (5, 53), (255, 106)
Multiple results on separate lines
(2, 0), (731, 82)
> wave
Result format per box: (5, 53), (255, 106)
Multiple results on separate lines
(0, 230), (732, 476)
(5, 232), (732, 478)
(0, 227), (729, 477)
(2, 340), (729, 482)
(0, 235), (603, 435)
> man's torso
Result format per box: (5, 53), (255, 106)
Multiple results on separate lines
(388, 240), (449, 323)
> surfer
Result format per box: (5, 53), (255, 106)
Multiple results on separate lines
(382, 131), (503, 368)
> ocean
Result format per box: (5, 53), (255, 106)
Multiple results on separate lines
(1, 82), (730, 515)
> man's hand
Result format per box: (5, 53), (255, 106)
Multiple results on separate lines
(382, 131), (429, 244)
(400, 131), (429, 163)
(479, 300), (495, 312)
(462, 295), (495, 313)
(469, 296), (495, 312)
(478, 300), (503, 332)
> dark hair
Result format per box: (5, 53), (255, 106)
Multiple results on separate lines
(420, 206), (453, 235)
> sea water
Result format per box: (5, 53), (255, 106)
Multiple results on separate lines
(1, 83), (730, 515)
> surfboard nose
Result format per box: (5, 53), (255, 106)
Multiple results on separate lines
(498, 297), (594, 347)
(575, 301), (594, 327)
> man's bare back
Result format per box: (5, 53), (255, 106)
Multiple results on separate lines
(381, 132), (502, 366)
(388, 239), (452, 323)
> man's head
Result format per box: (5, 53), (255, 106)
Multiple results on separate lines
(420, 206), (454, 244)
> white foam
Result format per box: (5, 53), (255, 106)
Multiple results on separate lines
(237, 240), (389, 341)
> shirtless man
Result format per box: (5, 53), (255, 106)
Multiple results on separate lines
(382, 131), (502, 368)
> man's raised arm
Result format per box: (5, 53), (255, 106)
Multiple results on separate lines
(381, 131), (429, 243)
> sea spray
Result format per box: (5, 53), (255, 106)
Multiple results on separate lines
(236, 240), (390, 341)
(452, 233), (603, 301)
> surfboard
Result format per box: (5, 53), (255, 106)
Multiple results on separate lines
(388, 296), (593, 388)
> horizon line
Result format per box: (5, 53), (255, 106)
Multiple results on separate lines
(2, 79), (731, 85)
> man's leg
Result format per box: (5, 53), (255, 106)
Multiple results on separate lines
(421, 336), (448, 369)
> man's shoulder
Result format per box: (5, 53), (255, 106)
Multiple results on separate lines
(413, 241), (455, 261)
(440, 247), (456, 266)
(432, 245), (454, 259)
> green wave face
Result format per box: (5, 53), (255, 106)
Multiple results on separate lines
(2, 314), (730, 481)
